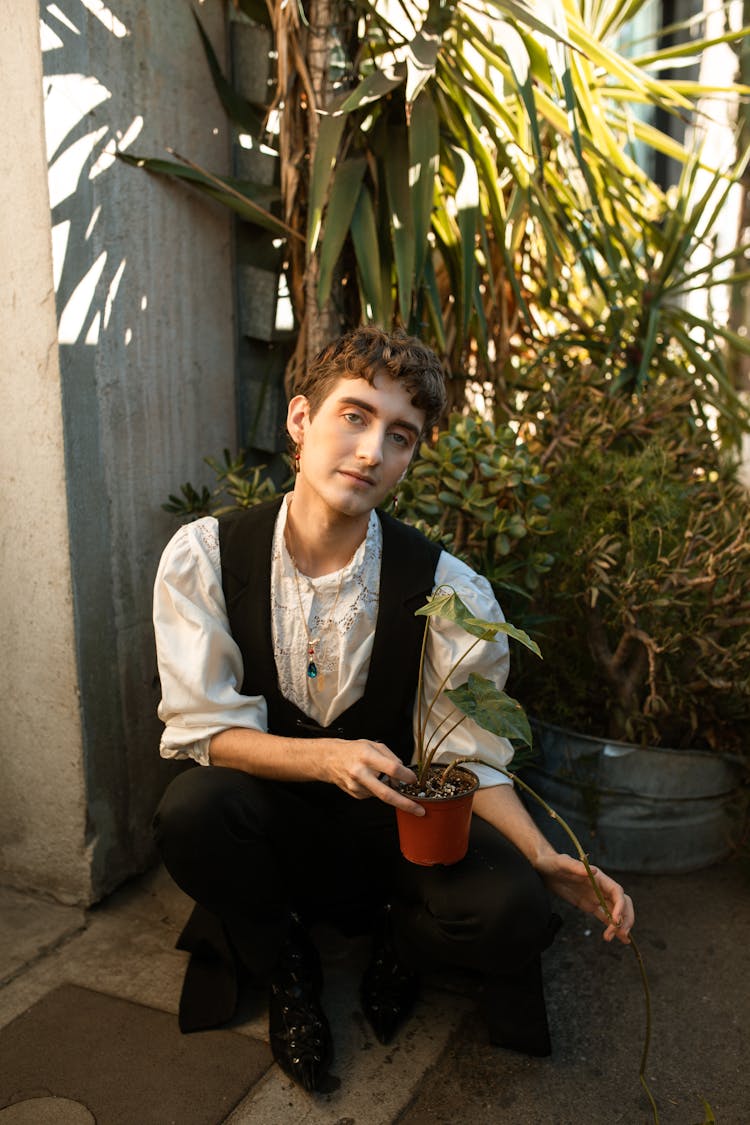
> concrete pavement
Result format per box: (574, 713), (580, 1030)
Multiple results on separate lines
(1, 860), (748, 1123)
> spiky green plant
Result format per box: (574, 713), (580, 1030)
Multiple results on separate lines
(121, 1), (750, 420)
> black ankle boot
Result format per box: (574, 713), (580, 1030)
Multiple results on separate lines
(361, 905), (420, 1045)
(268, 917), (333, 1092)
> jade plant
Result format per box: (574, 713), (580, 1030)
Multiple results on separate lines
(162, 449), (286, 519)
(512, 368), (750, 757)
(396, 413), (554, 603)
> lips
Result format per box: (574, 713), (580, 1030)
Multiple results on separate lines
(340, 470), (377, 487)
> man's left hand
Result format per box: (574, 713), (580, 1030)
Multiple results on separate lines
(535, 852), (635, 944)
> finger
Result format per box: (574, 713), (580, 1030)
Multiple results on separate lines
(592, 866), (625, 902)
(598, 898), (633, 944)
(614, 894), (635, 943)
(591, 867), (627, 911)
(378, 787), (426, 816)
(370, 774), (425, 816)
(624, 893), (635, 928)
(387, 763), (418, 785)
(607, 919), (632, 945)
(594, 902), (615, 929)
(368, 743), (418, 786)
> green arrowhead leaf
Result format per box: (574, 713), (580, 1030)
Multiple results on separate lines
(445, 674), (533, 747)
(415, 588), (492, 637)
(464, 617), (542, 658)
(415, 588), (542, 656)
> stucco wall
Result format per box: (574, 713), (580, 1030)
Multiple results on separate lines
(0, 2), (90, 904)
(1, 0), (236, 903)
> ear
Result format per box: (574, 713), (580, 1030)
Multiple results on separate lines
(286, 394), (310, 445)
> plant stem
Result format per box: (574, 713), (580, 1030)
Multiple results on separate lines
(630, 936), (658, 1122)
(444, 755), (660, 1124)
(439, 757), (478, 787)
(424, 713), (467, 775)
(419, 634), (484, 758)
(506, 766), (659, 1125)
(415, 606), (430, 766)
(421, 710), (453, 759)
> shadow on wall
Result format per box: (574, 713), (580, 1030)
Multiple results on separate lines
(42, 0), (145, 345)
(37, 0), (236, 902)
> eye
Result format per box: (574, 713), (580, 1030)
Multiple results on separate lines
(388, 430), (413, 448)
(343, 411), (364, 426)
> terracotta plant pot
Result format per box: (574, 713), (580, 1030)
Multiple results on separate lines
(396, 766), (479, 866)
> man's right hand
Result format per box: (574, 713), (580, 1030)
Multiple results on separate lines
(209, 727), (425, 815)
(320, 739), (426, 816)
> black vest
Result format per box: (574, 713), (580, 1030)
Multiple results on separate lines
(218, 497), (441, 764)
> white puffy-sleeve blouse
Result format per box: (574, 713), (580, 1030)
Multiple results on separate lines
(153, 498), (513, 787)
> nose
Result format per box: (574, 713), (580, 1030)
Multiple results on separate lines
(356, 424), (385, 466)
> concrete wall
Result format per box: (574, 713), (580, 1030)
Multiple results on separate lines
(0, 3), (90, 904)
(1, 0), (236, 904)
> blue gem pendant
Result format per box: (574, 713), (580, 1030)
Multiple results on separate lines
(306, 642), (318, 679)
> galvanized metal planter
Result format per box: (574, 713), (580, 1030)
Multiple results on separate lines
(521, 720), (746, 873)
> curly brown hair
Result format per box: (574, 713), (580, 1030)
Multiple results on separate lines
(292, 326), (447, 434)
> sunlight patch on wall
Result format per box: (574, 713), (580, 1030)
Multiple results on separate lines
(46, 5), (81, 36)
(104, 259), (127, 329)
(43, 11), (146, 349)
(51, 221), (71, 291)
(85, 311), (102, 345)
(58, 251), (108, 344)
(44, 74), (111, 161)
(49, 125), (109, 209)
(85, 205), (102, 240)
(90, 115), (143, 178)
(79, 0), (129, 39)
(40, 21), (64, 51)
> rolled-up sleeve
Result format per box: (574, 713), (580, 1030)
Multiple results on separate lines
(415, 551), (514, 788)
(153, 517), (268, 765)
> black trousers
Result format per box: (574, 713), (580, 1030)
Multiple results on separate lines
(153, 766), (560, 1042)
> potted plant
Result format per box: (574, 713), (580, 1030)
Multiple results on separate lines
(393, 586), (541, 866)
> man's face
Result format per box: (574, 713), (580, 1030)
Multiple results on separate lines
(288, 371), (425, 521)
